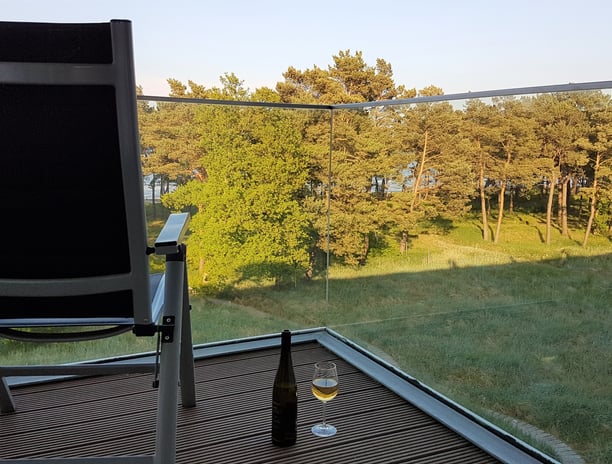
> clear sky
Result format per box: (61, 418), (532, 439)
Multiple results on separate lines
(3, 0), (612, 97)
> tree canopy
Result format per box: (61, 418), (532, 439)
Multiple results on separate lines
(137, 51), (612, 292)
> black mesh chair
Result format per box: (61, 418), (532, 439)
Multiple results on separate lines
(0, 20), (195, 464)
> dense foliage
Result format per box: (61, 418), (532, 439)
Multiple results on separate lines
(138, 51), (612, 292)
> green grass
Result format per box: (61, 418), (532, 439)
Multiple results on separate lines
(204, 214), (612, 463)
(2, 211), (611, 463)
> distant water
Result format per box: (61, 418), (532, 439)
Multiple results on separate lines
(143, 179), (177, 201)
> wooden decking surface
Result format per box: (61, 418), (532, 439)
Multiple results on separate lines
(1, 342), (500, 463)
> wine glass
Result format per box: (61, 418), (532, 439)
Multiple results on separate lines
(311, 361), (338, 437)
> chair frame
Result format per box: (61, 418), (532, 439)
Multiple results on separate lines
(0, 20), (195, 464)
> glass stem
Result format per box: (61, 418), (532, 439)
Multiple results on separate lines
(322, 400), (327, 426)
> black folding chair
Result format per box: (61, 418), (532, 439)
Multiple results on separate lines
(0, 20), (195, 464)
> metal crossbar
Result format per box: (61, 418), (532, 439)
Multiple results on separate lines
(139, 79), (612, 109)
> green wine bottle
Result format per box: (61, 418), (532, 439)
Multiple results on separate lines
(271, 329), (297, 446)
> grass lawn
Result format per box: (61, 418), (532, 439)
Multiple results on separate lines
(2, 212), (610, 463)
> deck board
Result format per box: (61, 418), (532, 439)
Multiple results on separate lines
(1, 342), (501, 463)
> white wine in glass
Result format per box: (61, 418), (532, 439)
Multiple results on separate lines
(311, 361), (338, 437)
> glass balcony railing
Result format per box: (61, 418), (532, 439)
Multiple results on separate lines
(1, 81), (610, 463)
(134, 83), (612, 463)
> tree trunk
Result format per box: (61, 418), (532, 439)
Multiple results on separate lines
(557, 181), (563, 225)
(583, 153), (600, 247)
(305, 250), (316, 279)
(570, 175), (578, 195)
(150, 175), (157, 204)
(545, 175), (556, 245)
(149, 175), (157, 218)
(199, 257), (205, 283)
(479, 145), (490, 241)
(410, 130), (428, 213)
(399, 232), (407, 254)
(494, 152), (512, 244)
(494, 181), (506, 244)
(560, 177), (570, 237)
(359, 234), (370, 265)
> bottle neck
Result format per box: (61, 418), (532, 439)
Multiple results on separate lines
(281, 330), (291, 352)
(278, 330), (294, 376)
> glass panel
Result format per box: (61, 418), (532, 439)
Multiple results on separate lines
(326, 91), (612, 463)
(133, 90), (611, 461)
(138, 99), (331, 341)
(3, 85), (610, 463)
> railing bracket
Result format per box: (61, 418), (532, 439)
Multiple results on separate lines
(159, 316), (175, 343)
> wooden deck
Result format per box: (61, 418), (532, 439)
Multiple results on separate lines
(0, 332), (554, 463)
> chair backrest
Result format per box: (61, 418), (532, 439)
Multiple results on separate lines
(0, 20), (152, 328)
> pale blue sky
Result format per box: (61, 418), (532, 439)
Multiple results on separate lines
(3, 0), (612, 97)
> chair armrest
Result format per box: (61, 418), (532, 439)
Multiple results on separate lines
(154, 213), (190, 256)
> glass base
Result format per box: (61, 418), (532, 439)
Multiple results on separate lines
(311, 422), (337, 437)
